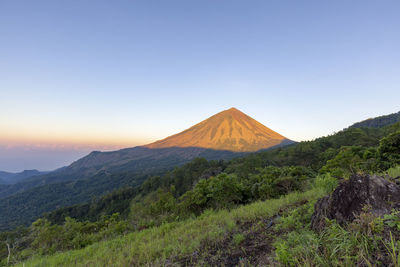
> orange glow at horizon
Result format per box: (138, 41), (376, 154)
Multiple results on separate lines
(0, 131), (153, 151)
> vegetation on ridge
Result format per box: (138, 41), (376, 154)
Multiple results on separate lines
(349, 110), (400, 129)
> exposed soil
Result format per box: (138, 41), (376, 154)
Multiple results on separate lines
(165, 201), (308, 267)
(172, 218), (278, 266)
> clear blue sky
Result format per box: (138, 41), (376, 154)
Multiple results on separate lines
(1, 0), (399, 171)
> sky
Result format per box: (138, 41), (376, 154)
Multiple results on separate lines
(1, 0), (399, 172)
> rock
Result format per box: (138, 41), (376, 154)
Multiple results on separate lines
(311, 174), (400, 231)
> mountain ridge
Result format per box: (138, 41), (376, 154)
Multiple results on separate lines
(0, 169), (46, 184)
(349, 110), (400, 129)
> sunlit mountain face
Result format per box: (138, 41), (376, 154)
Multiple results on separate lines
(145, 107), (291, 152)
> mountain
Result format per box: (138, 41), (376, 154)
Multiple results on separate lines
(0, 169), (46, 184)
(146, 107), (291, 152)
(0, 108), (294, 230)
(349, 110), (400, 129)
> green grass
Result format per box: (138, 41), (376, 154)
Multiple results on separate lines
(273, 207), (400, 267)
(387, 165), (400, 178)
(16, 187), (326, 267)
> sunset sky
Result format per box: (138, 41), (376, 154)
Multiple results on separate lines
(1, 0), (399, 171)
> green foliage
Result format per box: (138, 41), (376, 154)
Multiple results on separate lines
(320, 146), (364, 177)
(313, 173), (338, 193)
(274, 229), (320, 266)
(274, 209), (400, 267)
(225, 124), (397, 178)
(275, 202), (315, 232)
(0, 227), (29, 266)
(130, 188), (178, 228)
(141, 158), (226, 196)
(0, 213), (130, 265)
(378, 131), (400, 169)
(128, 165), (315, 230)
(274, 221), (376, 266)
(320, 146), (381, 177)
(175, 166), (314, 219)
(248, 166), (314, 200)
(384, 210), (400, 231)
(349, 111), (400, 129)
(42, 158), (226, 228)
(387, 166), (400, 179)
(176, 173), (244, 217)
(232, 233), (245, 246)
(179, 173), (244, 212)
(349, 207), (385, 235)
(44, 187), (137, 225)
(383, 232), (400, 267)
(0, 170), (148, 231)
(16, 188), (326, 267)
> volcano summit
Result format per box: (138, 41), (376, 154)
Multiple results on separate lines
(146, 107), (291, 152)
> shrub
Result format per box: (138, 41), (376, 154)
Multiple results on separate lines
(232, 233), (245, 246)
(378, 131), (400, 169)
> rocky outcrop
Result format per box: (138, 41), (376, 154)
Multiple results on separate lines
(311, 174), (400, 230)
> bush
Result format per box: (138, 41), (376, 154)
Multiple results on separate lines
(275, 202), (315, 232)
(178, 173), (245, 215)
(313, 173), (338, 193)
(378, 131), (400, 169)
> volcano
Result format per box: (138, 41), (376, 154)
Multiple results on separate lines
(145, 107), (291, 152)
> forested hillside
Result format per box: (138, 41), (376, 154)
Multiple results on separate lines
(36, 122), (397, 226)
(0, 147), (241, 231)
(349, 110), (400, 129)
(0, 170), (46, 185)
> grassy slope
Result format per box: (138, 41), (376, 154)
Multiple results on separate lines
(17, 188), (326, 266)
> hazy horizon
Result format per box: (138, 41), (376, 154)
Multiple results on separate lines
(1, 1), (399, 171)
(1, 107), (398, 172)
